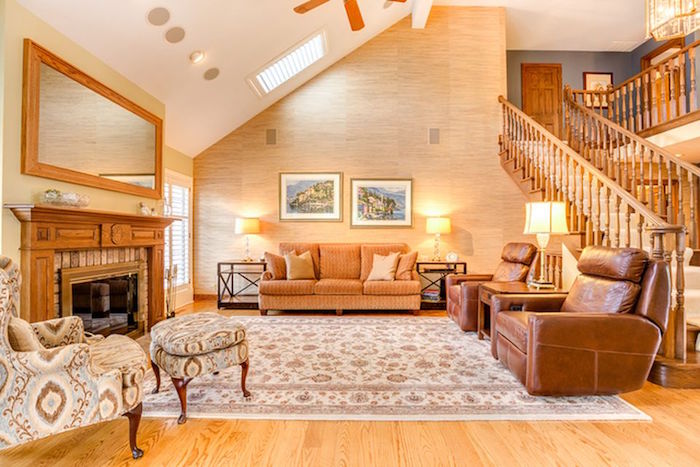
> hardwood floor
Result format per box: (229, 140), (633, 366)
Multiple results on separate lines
(2, 300), (699, 466)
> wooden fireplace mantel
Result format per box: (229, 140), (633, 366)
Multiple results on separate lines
(6, 204), (174, 328)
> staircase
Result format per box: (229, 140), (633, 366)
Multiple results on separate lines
(498, 73), (700, 386)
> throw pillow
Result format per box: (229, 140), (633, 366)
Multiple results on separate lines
(285, 251), (316, 280)
(366, 252), (400, 281)
(8, 317), (43, 351)
(395, 251), (418, 280)
(264, 252), (287, 280)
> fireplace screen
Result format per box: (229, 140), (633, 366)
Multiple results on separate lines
(71, 274), (138, 335)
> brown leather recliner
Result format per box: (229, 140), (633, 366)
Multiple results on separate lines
(490, 246), (671, 396)
(445, 242), (537, 331)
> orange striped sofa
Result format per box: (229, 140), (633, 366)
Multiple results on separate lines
(258, 243), (421, 315)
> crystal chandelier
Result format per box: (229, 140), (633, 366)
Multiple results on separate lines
(647, 0), (699, 40)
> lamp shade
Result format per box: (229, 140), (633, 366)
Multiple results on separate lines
(234, 217), (260, 234)
(426, 217), (451, 234)
(523, 202), (568, 235)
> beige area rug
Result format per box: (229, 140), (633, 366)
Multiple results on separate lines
(141, 316), (650, 421)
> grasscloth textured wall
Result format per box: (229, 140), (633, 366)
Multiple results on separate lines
(194, 7), (529, 294)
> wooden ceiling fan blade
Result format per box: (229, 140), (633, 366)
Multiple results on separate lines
(344, 0), (365, 31)
(294, 0), (331, 14)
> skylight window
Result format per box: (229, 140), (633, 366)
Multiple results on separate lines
(249, 31), (327, 96)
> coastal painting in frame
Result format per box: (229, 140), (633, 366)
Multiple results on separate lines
(279, 172), (342, 221)
(583, 72), (613, 108)
(351, 178), (412, 228)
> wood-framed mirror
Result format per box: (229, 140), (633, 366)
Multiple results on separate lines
(21, 39), (163, 199)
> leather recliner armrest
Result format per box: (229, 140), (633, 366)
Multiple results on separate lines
(445, 274), (492, 288)
(525, 312), (662, 395)
(490, 294), (568, 358)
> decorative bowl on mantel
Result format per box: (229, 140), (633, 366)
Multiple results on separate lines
(41, 189), (90, 208)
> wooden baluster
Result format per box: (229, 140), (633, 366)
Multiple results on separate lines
(638, 142), (645, 204)
(627, 82), (635, 130)
(612, 195), (621, 248)
(554, 256), (562, 289)
(679, 53), (687, 116)
(657, 152), (664, 216)
(577, 166), (585, 232)
(635, 77), (642, 131)
(604, 186), (611, 246)
(611, 87), (618, 124)
(648, 148), (654, 214)
(643, 71), (651, 129)
(637, 214), (644, 249)
(622, 134), (629, 191)
(615, 130), (622, 184)
(624, 204), (631, 247)
(659, 64), (667, 123)
(651, 68), (659, 126)
(630, 140), (637, 197)
(585, 172), (593, 245)
(690, 173), (698, 249)
(593, 178), (601, 245)
(666, 159), (673, 223)
(669, 62), (678, 119)
(690, 46), (697, 112)
(677, 164), (685, 237)
(621, 85), (628, 130)
(675, 229), (687, 361)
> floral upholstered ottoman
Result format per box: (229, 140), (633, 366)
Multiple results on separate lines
(149, 312), (250, 423)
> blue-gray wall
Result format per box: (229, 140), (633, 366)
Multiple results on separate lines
(507, 32), (700, 109)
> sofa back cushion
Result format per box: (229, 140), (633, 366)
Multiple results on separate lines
(395, 251), (418, 280)
(319, 244), (361, 279)
(264, 252), (287, 280)
(360, 244), (410, 281)
(279, 243), (320, 278)
(492, 262), (530, 282)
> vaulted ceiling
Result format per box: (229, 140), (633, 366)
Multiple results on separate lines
(17, 0), (646, 157)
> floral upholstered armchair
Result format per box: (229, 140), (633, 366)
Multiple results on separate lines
(0, 256), (148, 459)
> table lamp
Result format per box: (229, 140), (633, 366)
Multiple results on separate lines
(234, 217), (260, 262)
(523, 202), (568, 289)
(426, 217), (451, 261)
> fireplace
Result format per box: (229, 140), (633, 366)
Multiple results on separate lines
(60, 261), (147, 337)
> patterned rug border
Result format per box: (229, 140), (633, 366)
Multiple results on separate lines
(142, 315), (652, 422)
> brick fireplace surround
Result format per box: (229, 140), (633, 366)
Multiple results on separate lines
(6, 204), (173, 332)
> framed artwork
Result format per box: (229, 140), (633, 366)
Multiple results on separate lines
(279, 172), (342, 221)
(583, 72), (613, 108)
(350, 178), (413, 228)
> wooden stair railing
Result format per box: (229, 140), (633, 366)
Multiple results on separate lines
(569, 39), (700, 137)
(499, 95), (689, 371)
(564, 85), (700, 254)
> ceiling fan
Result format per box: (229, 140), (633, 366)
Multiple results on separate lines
(294, 0), (407, 32)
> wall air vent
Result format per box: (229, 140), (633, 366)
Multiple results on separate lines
(248, 31), (327, 97)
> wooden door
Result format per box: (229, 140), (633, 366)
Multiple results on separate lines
(522, 64), (563, 137)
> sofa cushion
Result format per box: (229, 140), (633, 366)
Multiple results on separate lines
(279, 242), (320, 278)
(8, 317), (43, 351)
(363, 280), (421, 296)
(259, 279), (316, 296)
(367, 252), (400, 281)
(285, 251), (316, 280)
(395, 251), (418, 280)
(264, 252), (287, 280)
(319, 244), (361, 279)
(360, 244), (409, 280)
(313, 279), (363, 295)
(577, 246), (648, 282)
(501, 243), (537, 265)
(561, 274), (641, 314)
(496, 311), (531, 354)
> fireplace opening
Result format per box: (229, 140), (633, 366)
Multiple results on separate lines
(71, 274), (138, 336)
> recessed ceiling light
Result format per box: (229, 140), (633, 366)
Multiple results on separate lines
(147, 7), (170, 26)
(204, 68), (220, 81)
(165, 27), (186, 44)
(249, 31), (327, 96)
(189, 50), (206, 65)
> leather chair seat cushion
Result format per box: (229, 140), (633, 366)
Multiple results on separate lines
(495, 311), (531, 353)
(363, 280), (421, 296)
(360, 244), (410, 280)
(319, 244), (361, 279)
(492, 262), (530, 282)
(561, 275), (641, 314)
(576, 246), (648, 282)
(259, 279), (316, 296)
(150, 312), (247, 356)
(314, 279), (363, 295)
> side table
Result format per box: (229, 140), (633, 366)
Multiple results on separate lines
(477, 282), (567, 340)
(415, 261), (467, 310)
(217, 260), (266, 309)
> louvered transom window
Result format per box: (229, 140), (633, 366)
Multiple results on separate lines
(164, 175), (191, 288)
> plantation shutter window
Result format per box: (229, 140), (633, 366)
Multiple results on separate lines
(164, 175), (191, 288)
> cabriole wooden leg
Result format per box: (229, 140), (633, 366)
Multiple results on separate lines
(150, 360), (161, 394)
(259, 309), (268, 316)
(240, 359), (251, 398)
(171, 377), (192, 424)
(124, 402), (144, 459)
